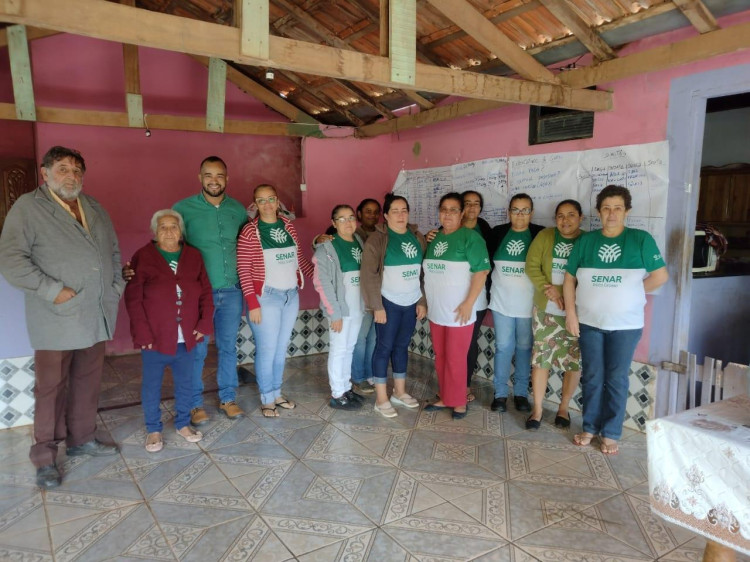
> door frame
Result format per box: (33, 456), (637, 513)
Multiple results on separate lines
(651, 63), (750, 416)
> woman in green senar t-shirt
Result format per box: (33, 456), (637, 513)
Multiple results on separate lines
(564, 185), (669, 455)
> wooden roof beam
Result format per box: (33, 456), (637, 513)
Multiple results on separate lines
(672, 0), (719, 34)
(358, 19), (750, 137)
(7, 25), (36, 121)
(0, 0), (611, 111)
(241, 0), (269, 59)
(539, 0), (617, 61)
(425, 0), (559, 83)
(403, 90), (434, 109)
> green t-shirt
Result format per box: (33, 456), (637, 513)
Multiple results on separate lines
(382, 228), (423, 306)
(489, 228), (534, 318)
(258, 220), (298, 290)
(566, 228), (664, 330)
(424, 227), (490, 326)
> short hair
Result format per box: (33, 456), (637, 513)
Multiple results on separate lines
(555, 199), (583, 216)
(150, 209), (185, 238)
(509, 193), (533, 211)
(356, 198), (381, 214)
(596, 185), (632, 211)
(41, 146), (86, 173)
(200, 156), (227, 172)
(383, 192), (409, 214)
(254, 184), (278, 198)
(439, 192), (464, 211)
(462, 190), (483, 211)
(331, 204), (354, 220)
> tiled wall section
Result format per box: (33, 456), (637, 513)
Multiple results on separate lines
(1, 310), (656, 431)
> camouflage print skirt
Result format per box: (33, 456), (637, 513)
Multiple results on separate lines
(531, 307), (581, 372)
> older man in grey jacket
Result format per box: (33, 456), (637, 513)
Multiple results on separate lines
(0, 146), (125, 489)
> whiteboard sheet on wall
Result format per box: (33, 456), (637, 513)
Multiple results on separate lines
(393, 141), (669, 252)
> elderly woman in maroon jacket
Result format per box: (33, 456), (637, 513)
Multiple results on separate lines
(125, 210), (214, 452)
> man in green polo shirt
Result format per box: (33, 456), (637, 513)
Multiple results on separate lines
(173, 156), (248, 425)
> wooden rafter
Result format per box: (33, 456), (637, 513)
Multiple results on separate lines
(379, 0), (389, 56)
(425, 0), (559, 83)
(0, 102), (325, 136)
(389, 0), (416, 85)
(358, 18), (750, 137)
(538, 0), (616, 60)
(672, 0), (719, 34)
(241, 0), (269, 59)
(7, 25), (35, 121)
(403, 90), (434, 109)
(190, 55), (319, 124)
(0, 0), (610, 111)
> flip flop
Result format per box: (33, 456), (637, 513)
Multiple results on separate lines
(275, 397), (296, 410)
(261, 406), (279, 418)
(599, 437), (619, 455)
(573, 432), (595, 446)
(145, 432), (163, 453)
(466, 392), (476, 403)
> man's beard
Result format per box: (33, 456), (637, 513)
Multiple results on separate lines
(202, 184), (226, 198)
(48, 179), (83, 201)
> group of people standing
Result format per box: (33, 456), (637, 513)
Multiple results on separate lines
(0, 145), (667, 491)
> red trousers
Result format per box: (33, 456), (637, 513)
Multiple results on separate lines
(430, 322), (474, 407)
(30, 342), (106, 468)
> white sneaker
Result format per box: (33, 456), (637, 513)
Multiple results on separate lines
(374, 401), (398, 418)
(390, 393), (419, 409)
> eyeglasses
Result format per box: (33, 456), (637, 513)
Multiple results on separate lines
(256, 197), (278, 205)
(439, 207), (462, 215)
(510, 208), (532, 216)
(334, 216), (357, 223)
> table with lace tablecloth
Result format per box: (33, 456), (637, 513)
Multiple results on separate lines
(647, 394), (750, 557)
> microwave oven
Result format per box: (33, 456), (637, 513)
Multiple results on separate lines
(692, 230), (718, 273)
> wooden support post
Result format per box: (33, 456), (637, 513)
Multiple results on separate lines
(241, 0), (269, 59)
(207, 57), (227, 132)
(7, 25), (36, 121)
(379, 0), (389, 57)
(123, 43), (143, 127)
(389, 0), (415, 85)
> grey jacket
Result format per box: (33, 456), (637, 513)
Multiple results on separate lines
(312, 234), (364, 322)
(0, 185), (125, 350)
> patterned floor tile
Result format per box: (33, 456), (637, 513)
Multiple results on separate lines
(0, 491), (48, 546)
(52, 454), (145, 504)
(257, 462), (375, 556)
(383, 501), (507, 560)
(415, 407), (505, 440)
(297, 529), (411, 561)
(301, 424), (397, 470)
(470, 543), (540, 561)
(601, 438), (650, 491)
(573, 493), (698, 558)
(450, 483), (512, 540)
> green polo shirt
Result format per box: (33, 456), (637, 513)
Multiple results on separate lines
(173, 193), (247, 289)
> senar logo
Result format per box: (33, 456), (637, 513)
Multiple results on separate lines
(401, 241), (418, 259)
(351, 247), (362, 264)
(598, 243), (621, 264)
(554, 241), (574, 258)
(433, 241), (448, 258)
(270, 228), (288, 244)
(506, 239), (525, 256)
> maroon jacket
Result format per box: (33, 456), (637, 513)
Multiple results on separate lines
(124, 242), (214, 355)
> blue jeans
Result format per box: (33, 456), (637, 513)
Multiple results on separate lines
(351, 312), (376, 383)
(192, 285), (244, 407)
(578, 324), (643, 439)
(248, 286), (299, 405)
(142, 344), (194, 432)
(491, 310), (532, 399)
(578, 324), (642, 440)
(372, 297), (416, 385)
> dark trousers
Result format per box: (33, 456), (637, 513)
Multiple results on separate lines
(466, 308), (488, 386)
(30, 342), (106, 468)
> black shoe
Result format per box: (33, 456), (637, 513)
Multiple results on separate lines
(330, 394), (361, 410)
(36, 464), (61, 489)
(344, 390), (364, 403)
(424, 403), (448, 411)
(514, 396), (531, 412)
(525, 415), (541, 431)
(66, 439), (119, 457)
(491, 397), (507, 412)
(452, 407), (468, 420)
(554, 414), (571, 428)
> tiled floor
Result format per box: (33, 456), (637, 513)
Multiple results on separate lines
(1, 353), (747, 561)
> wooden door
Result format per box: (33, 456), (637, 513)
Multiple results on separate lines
(0, 159), (37, 233)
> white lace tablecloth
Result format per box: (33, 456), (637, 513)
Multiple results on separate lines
(647, 395), (750, 555)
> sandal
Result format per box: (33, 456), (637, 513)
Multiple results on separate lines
(573, 432), (595, 447)
(275, 397), (296, 410)
(599, 437), (619, 455)
(176, 426), (203, 443)
(261, 406), (279, 418)
(466, 392), (476, 403)
(145, 432), (163, 453)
